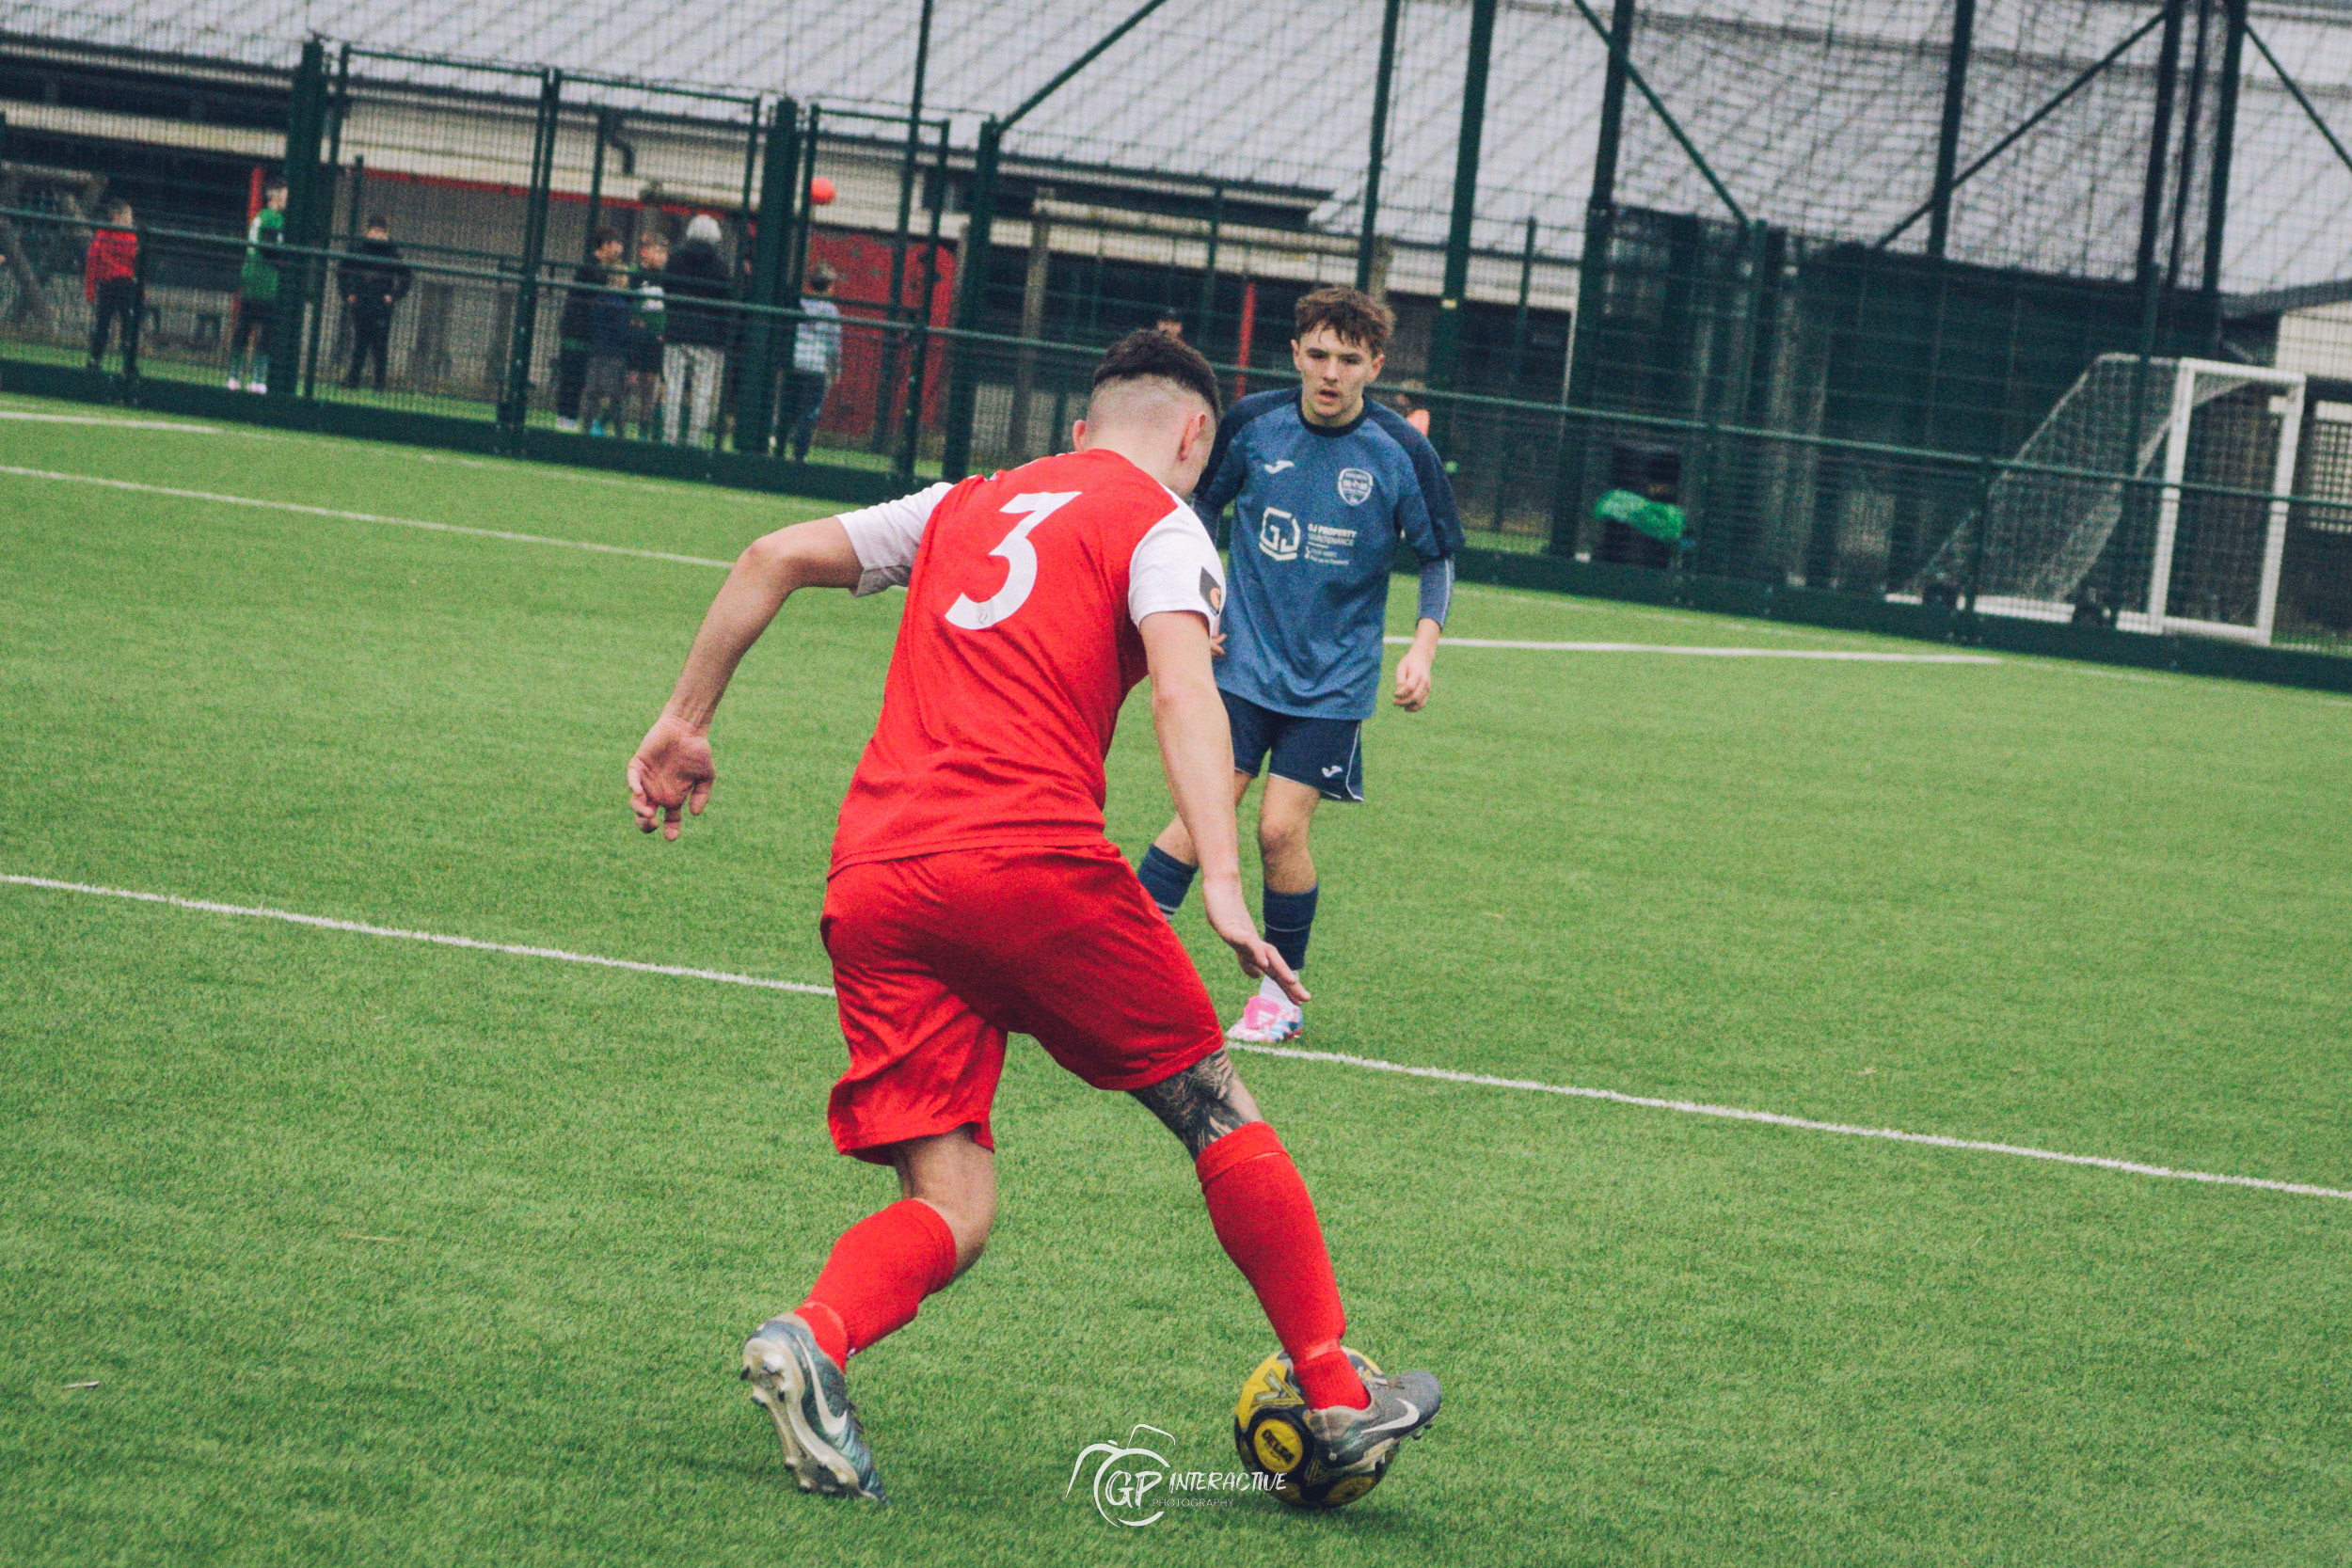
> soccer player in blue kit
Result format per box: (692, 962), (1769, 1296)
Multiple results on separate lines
(1138, 287), (1462, 1042)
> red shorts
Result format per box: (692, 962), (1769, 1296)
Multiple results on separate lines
(819, 841), (1226, 1163)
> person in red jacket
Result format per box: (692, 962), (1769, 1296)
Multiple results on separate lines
(85, 201), (140, 376)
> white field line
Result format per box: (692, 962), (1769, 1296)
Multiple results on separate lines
(1391, 636), (2001, 663)
(8, 872), (2343, 1204)
(0, 875), (831, 996)
(0, 465), (735, 570)
(0, 411), (216, 431)
(1224, 1043), (2352, 1202)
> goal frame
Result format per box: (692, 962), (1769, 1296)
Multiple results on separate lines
(2145, 358), (2305, 646)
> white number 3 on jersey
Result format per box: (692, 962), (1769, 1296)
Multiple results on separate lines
(945, 491), (1080, 630)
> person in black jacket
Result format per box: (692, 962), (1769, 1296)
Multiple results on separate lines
(557, 227), (626, 431)
(660, 213), (735, 447)
(339, 215), (413, 392)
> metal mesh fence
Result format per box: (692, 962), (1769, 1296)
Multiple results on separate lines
(4, 8), (2352, 665)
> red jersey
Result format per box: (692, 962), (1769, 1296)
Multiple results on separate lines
(829, 448), (1224, 875)
(84, 227), (136, 300)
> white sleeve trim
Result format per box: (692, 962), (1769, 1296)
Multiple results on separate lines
(836, 482), (951, 595)
(1128, 501), (1225, 632)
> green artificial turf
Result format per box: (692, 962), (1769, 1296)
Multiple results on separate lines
(2, 394), (2348, 1566)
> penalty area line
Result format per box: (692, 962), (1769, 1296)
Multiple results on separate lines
(0, 465), (736, 570)
(7, 872), (2340, 1203)
(1391, 636), (2001, 663)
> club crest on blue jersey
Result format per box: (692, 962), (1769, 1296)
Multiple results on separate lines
(1336, 467), (1375, 506)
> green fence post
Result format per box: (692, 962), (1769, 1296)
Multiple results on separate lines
(1551, 0), (1636, 557)
(302, 41), (352, 402)
(896, 115), (950, 485)
(736, 97), (799, 454)
(1356, 0), (1404, 293)
(501, 70), (562, 436)
(125, 215), (148, 391)
(1198, 182), (1223, 346)
(274, 38), (328, 404)
(790, 103), (820, 303)
(942, 117), (1002, 482)
(2203, 0), (2247, 349)
(1427, 0), (1497, 424)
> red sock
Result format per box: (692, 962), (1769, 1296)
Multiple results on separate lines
(796, 1198), (959, 1370)
(1196, 1122), (1370, 1410)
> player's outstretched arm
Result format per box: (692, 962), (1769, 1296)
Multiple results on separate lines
(1140, 610), (1309, 1005)
(628, 517), (863, 840)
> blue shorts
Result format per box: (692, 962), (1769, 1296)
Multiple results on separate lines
(1222, 689), (1363, 802)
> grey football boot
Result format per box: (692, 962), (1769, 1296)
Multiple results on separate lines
(1303, 1367), (1442, 1475)
(741, 1314), (889, 1501)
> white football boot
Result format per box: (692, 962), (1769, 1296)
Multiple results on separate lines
(741, 1314), (888, 1501)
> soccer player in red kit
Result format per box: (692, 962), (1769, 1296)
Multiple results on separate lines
(628, 332), (1438, 1502)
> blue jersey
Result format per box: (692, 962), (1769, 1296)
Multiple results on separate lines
(1195, 390), (1462, 720)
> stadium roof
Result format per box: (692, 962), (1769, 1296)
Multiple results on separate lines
(13, 0), (2352, 290)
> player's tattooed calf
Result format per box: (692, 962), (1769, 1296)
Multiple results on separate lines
(1131, 1049), (1262, 1158)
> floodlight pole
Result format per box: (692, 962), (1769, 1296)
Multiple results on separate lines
(1926, 0), (1975, 258)
(943, 116), (1003, 481)
(1356, 0), (1404, 293)
(897, 115), (951, 485)
(1552, 0), (1637, 558)
(943, 0), (1178, 479)
(1429, 0), (1499, 414)
(875, 0), (935, 451)
(2203, 0), (2247, 345)
(2123, 0), (2185, 597)
(2166, 0), (2215, 292)
(2137, 0), (2186, 293)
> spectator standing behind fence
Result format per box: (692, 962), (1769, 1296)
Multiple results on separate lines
(84, 200), (139, 376)
(784, 261), (842, 462)
(661, 213), (733, 447)
(579, 261), (635, 436)
(338, 214), (412, 393)
(627, 231), (670, 440)
(556, 227), (626, 433)
(229, 179), (287, 393)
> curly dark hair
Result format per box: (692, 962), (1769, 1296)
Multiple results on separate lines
(1294, 286), (1394, 353)
(1091, 327), (1222, 419)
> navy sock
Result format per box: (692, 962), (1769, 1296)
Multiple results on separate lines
(1137, 845), (1198, 917)
(1261, 884), (1319, 977)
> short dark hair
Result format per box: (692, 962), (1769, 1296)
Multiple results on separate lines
(806, 261), (836, 292)
(365, 214), (391, 231)
(1294, 285), (1393, 353)
(592, 225), (624, 250)
(103, 199), (132, 222)
(264, 177), (288, 196)
(1091, 328), (1221, 418)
